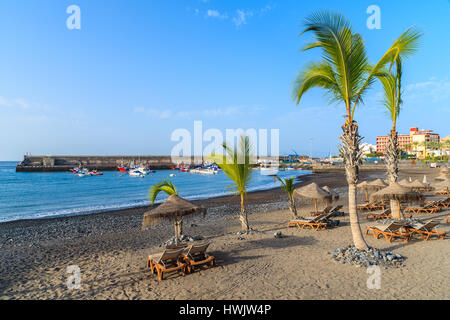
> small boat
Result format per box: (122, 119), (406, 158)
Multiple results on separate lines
(118, 166), (128, 172)
(129, 170), (145, 178)
(170, 174), (176, 177)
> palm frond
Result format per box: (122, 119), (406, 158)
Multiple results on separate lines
(148, 179), (178, 204)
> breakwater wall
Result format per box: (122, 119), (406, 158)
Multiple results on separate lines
(16, 155), (198, 172)
(16, 155), (289, 172)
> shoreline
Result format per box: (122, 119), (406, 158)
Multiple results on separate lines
(1, 167), (448, 300)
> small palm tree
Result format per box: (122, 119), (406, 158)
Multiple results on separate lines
(293, 10), (421, 249)
(148, 179), (183, 236)
(209, 135), (253, 231)
(277, 176), (297, 218)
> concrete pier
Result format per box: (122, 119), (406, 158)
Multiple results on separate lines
(15, 155), (197, 172)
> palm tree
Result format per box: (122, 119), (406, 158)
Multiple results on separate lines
(148, 179), (183, 236)
(276, 176), (297, 218)
(209, 135), (254, 231)
(293, 10), (421, 249)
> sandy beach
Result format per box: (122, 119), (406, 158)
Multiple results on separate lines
(0, 168), (449, 300)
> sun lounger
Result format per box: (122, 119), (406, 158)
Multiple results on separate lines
(147, 248), (186, 281)
(288, 214), (328, 231)
(311, 205), (344, 217)
(404, 201), (441, 214)
(358, 201), (386, 212)
(366, 222), (412, 243)
(446, 216), (449, 224)
(428, 197), (450, 209)
(311, 205), (332, 216)
(366, 209), (392, 221)
(409, 220), (446, 241)
(182, 242), (215, 273)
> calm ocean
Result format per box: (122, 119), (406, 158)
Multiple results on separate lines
(0, 162), (309, 223)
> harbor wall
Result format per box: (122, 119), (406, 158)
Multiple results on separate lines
(16, 155), (198, 172)
(15, 155), (285, 172)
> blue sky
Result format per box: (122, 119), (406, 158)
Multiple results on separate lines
(0, 0), (449, 160)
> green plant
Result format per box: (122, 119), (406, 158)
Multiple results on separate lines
(276, 176), (297, 218)
(209, 135), (254, 231)
(292, 10), (421, 249)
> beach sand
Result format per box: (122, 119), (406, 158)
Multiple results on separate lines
(0, 168), (449, 300)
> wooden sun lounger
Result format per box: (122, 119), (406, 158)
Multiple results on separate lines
(311, 205), (344, 217)
(404, 202), (441, 214)
(147, 248), (186, 281)
(288, 214), (328, 231)
(428, 198), (450, 209)
(366, 209), (392, 221)
(409, 220), (446, 241)
(182, 243), (215, 273)
(358, 201), (386, 212)
(366, 222), (412, 243)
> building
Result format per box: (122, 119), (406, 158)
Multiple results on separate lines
(360, 143), (377, 156)
(376, 127), (440, 158)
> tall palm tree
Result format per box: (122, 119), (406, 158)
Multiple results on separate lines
(276, 176), (297, 218)
(209, 135), (254, 231)
(376, 62), (409, 219)
(293, 10), (421, 249)
(148, 179), (183, 236)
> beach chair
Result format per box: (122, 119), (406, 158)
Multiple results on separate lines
(311, 205), (332, 217)
(147, 248), (186, 281)
(288, 214), (328, 231)
(446, 216), (449, 224)
(311, 205), (343, 217)
(409, 220), (446, 241)
(366, 209), (392, 221)
(182, 242), (215, 273)
(366, 222), (412, 243)
(358, 201), (386, 212)
(403, 201), (441, 214)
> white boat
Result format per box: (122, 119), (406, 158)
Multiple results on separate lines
(129, 170), (144, 178)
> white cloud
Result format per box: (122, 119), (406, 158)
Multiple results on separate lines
(133, 107), (173, 119)
(0, 96), (31, 109)
(404, 79), (450, 102)
(206, 9), (228, 19)
(233, 10), (251, 27)
(133, 105), (263, 119)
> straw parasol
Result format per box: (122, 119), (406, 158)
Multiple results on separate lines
(433, 178), (450, 192)
(294, 182), (332, 214)
(398, 178), (411, 187)
(322, 186), (339, 207)
(142, 195), (206, 244)
(370, 182), (423, 220)
(408, 180), (428, 192)
(357, 180), (371, 202)
(367, 179), (387, 190)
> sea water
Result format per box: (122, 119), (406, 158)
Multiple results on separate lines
(0, 162), (310, 223)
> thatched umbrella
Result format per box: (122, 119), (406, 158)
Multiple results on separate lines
(142, 195), (206, 244)
(368, 179), (387, 190)
(408, 180), (428, 192)
(398, 178), (411, 187)
(322, 186), (339, 207)
(370, 182), (423, 220)
(294, 182), (332, 215)
(433, 178), (450, 192)
(357, 180), (370, 202)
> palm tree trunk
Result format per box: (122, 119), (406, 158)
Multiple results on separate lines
(386, 131), (402, 220)
(240, 193), (250, 231)
(340, 122), (369, 250)
(289, 197), (298, 218)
